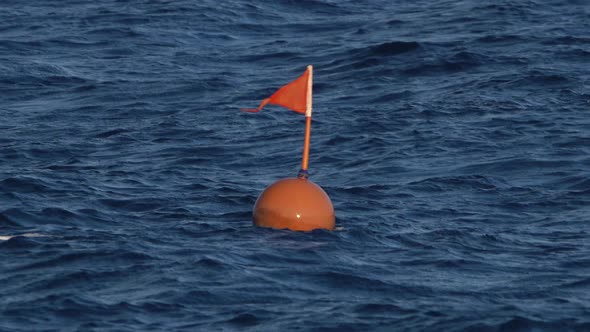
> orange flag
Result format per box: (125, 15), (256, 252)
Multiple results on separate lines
(242, 66), (312, 115)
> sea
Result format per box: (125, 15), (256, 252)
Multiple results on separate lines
(1, 0), (589, 331)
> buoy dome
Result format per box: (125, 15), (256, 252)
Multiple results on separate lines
(253, 178), (335, 231)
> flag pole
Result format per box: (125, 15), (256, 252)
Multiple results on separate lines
(298, 65), (313, 179)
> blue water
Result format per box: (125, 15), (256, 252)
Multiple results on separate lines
(1, 0), (590, 330)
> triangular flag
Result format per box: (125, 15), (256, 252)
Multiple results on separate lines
(242, 66), (311, 114)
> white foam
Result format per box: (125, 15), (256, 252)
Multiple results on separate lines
(0, 233), (47, 241)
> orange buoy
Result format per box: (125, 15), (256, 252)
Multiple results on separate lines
(243, 65), (336, 231)
(253, 177), (335, 231)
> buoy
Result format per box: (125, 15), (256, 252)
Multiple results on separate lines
(253, 178), (335, 231)
(243, 65), (336, 231)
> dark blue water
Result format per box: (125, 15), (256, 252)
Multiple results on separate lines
(1, 0), (589, 330)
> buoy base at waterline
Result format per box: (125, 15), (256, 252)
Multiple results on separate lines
(253, 178), (335, 231)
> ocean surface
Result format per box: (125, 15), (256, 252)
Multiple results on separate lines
(1, 0), (589, 331)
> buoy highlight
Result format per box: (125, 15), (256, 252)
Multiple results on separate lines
(253, 178), (335, 231)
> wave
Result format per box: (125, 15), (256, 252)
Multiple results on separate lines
(0, 177), (53, 194)
(359, 41), (421, 57)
